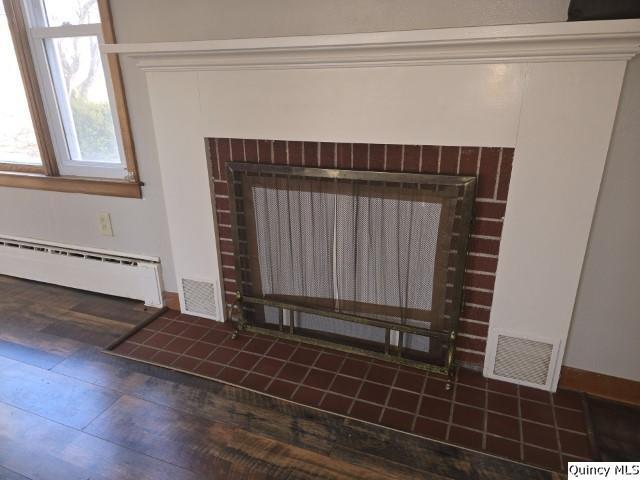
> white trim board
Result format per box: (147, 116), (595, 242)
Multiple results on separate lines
(102, 19), (640, 71)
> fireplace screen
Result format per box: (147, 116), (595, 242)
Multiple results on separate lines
(226, 163), (475, 374)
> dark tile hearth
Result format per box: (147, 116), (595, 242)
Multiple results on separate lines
(112, 310), (594, 473)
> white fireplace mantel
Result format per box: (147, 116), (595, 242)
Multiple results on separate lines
(103, 19), (640, 70)
(122, 19), (640, 391)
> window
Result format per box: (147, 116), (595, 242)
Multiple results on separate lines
(0, 0), (140, 197)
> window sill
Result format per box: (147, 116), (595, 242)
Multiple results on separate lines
(0, 171), (142, 198)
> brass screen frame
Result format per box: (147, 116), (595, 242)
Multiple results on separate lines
(225, 162), (476, 376)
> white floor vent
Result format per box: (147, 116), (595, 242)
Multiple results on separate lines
(180, 278), (219, 320)
(0, 235), (163, 307)
(485, 330), (561, 390)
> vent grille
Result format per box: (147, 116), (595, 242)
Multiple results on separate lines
(493, 334), (554, 386)
(181, 278), (218, 319)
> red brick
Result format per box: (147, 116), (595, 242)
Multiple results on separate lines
(223, 279), (237, 293)
(459, 147), (479, 176)
(287, 141), (303, 166)
(403, 145), (420, 172)
(469, 237), (501, 256)
(230, 138), (245, 162)
(421, 146), (439, 173)
(320, 142), (335, 167)
(464, 289), (494, 307)
(219, 239), (234, 253)
(304, 141), (318, 166)
(457, 335), (487, 352)
(440, 146), (459, 175)
(455, 350), (484, 366)
(223, 272), (235, 285)
(257, 140), (272, 163)
(213, 181), (229, 197)
(386, 144), (402, 171)
(216, 138), (231, 180)
(466, 254), (498, 273)
(472, 219), (502, 237)
(222, 264), (236, 276)
(458, 320), (489, 337)
(217, 225), (232, 238)
(352, 143), (368, 169)
(214, 196), (230, 212)
(273, 140), (287, 164)
(337, 143), (351, 169)
(477, 147), (500, 199)
(475, 201), (506, 219)
(220, 254), (235, 267)
(497, 148), (514, 201)
(461, 305), (491, 322)
(369, 144), (385, 170)
(244, 139), (258, 163)
(464, 272), (495, 290)
(216, 211), (231, 225)
(225, 292), (238, 305)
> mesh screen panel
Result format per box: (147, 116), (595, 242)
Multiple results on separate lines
(335, 192), (441, 316)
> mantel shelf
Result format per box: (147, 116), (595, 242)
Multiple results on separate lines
(101, 19), (640, 71)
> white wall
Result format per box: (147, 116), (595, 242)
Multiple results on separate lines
(110, 0), (570, 42)
(564, 56), (640, 381)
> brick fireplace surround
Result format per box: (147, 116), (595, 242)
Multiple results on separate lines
(209, 138), (514, 368)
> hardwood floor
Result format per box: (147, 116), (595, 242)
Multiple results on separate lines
(0, 276), (561, 479)
(587, 396), (640, 461)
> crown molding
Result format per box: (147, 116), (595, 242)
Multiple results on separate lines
(102, 19), (640, 71)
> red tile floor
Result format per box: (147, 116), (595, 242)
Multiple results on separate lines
(111, 310), (593, 473)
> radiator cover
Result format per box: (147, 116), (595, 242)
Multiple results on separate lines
(0, 235), (163, 307)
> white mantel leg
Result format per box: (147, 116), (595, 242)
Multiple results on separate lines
(483, 61), (627, 390)
(146, 71), (225, 320)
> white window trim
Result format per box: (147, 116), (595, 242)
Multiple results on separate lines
(21, 0), (127, 179)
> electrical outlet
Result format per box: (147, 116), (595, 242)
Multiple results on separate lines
(99, 213), (114, 236)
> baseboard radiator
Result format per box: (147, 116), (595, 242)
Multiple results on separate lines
(0, 235), (164, 307)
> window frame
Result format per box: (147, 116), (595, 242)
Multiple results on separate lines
(0, 0), (141, 198)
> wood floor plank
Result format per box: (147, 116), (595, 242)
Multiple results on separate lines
(0, 465), (31, 480)
(8, 282), (91, 311)
(85, 395), (413, 480)
(71, 297), (156, 325)
(588, 396), (640, 461)
(0, 275), (159, 349)
(0, 402), (197, 480)
(0, 320), (84, 360)
(0, 300), (55, 331)
(34, 305), (136, 346)
(0, 355), (120, 429)
(0, 339), (65, 370)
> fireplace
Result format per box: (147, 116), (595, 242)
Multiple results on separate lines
(210, 139), (514, 373)
(116, 20), (636, 391)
